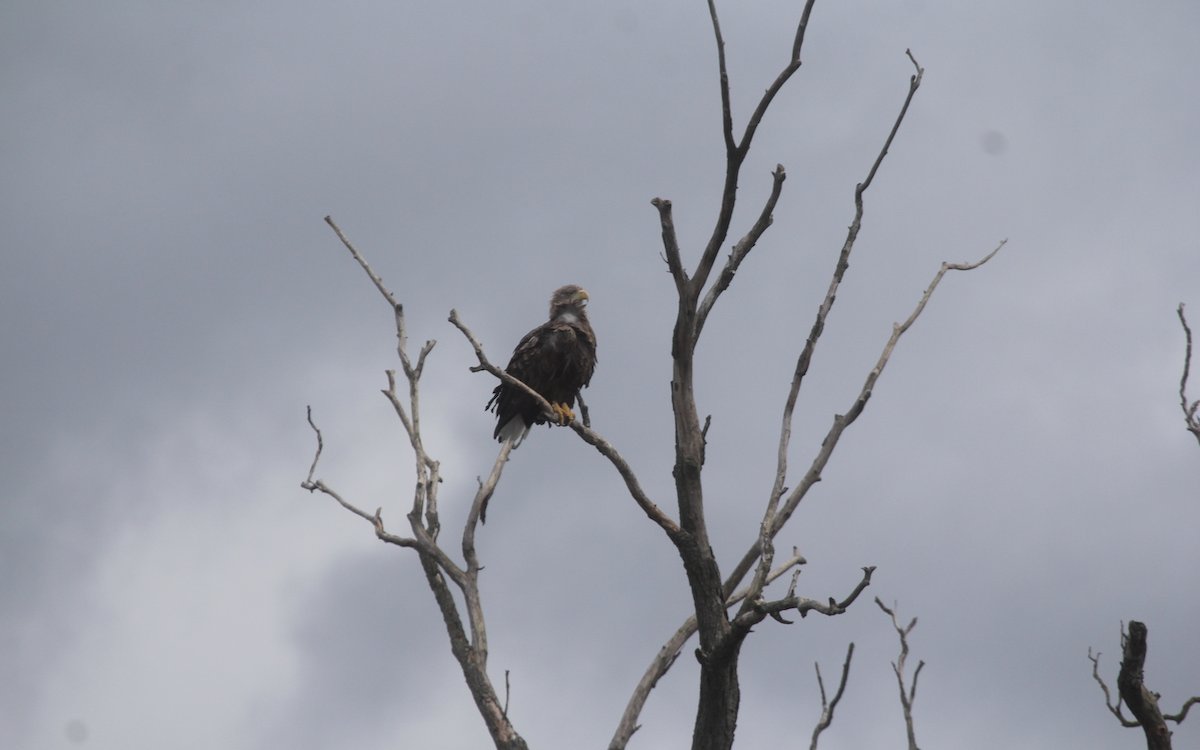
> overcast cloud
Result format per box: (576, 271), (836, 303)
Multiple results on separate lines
(2, 1), (1197, 749)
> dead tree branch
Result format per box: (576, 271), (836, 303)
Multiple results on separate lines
(1166, 699), (1200, 726)
(695, 164), (787, 338)
(876, 598), (923, 750)
(1177, 304), (1200, 446)
(1089, 646), (1140, 728)
(691, 0), (817, 296)
(306, 217), (528, 750)
(735, 50), (928, 610)
(809, 642), (855, 750)
(1088, 620), (1199, 750)
(727, 238), (1005, 609)
(731, 566), (875, 632)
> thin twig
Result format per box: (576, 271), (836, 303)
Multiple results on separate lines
(300, 408), (425, 549)
(1088, 648), (1139, 727)
(325, 215), (401, 308)
(705, 0), (736, 158)
(303, 405), (324, 487)
(1178, 304), (1200, 446)
(503, 669), (511, 719)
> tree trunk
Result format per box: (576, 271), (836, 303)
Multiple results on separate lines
(691, 638), (744, 750)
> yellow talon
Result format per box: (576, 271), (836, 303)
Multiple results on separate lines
(553, 402), (575, 425)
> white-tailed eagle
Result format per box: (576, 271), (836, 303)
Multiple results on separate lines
(487, 285), (596, 445)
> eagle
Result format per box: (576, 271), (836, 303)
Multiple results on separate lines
(487, 284), (597, 446)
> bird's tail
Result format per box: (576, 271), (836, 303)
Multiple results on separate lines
(497, 416), (530, 448)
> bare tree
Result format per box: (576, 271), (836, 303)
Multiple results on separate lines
(1089, 621), (1199, 750)
(302, 3), (1002, 748)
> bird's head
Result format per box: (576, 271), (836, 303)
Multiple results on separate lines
(549, 284), (589, 321)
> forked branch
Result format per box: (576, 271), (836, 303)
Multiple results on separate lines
(731, 566), (875, 632)
(876, 598), (924, 750)
(693, 0), (817, 293)
(1088, 646), (1140, 728)
(307, 217), (528, 750)
(810, 642), (855, 750)
(609, 551), (808, 750)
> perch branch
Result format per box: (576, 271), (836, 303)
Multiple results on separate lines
(450, 309), (561, 426)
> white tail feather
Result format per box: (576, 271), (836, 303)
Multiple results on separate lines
(498, 417), (530, 448)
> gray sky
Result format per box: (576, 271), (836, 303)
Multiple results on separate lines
(3, 1), (1198, 748)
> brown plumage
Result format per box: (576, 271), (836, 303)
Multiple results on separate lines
(487, 285), (596, 445)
